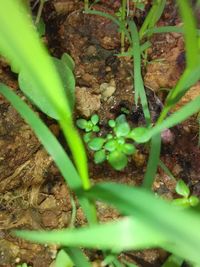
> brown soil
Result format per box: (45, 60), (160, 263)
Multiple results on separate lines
(0, 0), (199, 266)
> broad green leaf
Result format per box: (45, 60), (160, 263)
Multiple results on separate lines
(91, 114), (99, 125)
(115, 122), (130, 137)
(19, 54), (76, 118)
(76, 119), (88, 130)
(88, 137), (105, 151)
(108, 120), (116, 128)
(104, 140), (117, 152)
(55, 249), (73, 267)
(61, 53), (75, 72)
(94, 150), (106, 164)
(128, 127), (150, 143)
(53, 57), (75, 112)
(122, 143), (136, 155)
(107, 151), (128, 170)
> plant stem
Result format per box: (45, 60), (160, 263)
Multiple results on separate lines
(120, 0), (127, 52)
(84, 0), (89, 10)
(35, 0), (44, 25)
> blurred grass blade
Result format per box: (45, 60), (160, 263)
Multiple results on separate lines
(158, 0), (200, 122)
(143, 134), (161, 189)
(148, 95), (200, 140)
(129, 21), (151, 126)
(15, 182), (200, 263)
(55, 249), (73, 267)
(85, 182), (200, 263)
(0, 0), (90, 190)
(161, 254), (183, 267)
(177, 0), (200, 69)
(65, 248), (91, 267)
(15, 217), (167, 250)
(0, 84), (96, 224)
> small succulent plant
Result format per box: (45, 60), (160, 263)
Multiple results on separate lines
(76, 114), (147, 171)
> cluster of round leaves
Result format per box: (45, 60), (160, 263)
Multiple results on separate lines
(76, 114), (148, 171)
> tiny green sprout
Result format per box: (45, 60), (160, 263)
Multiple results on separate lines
(172, 179), (199, 208)
(76, 114), (100, 133)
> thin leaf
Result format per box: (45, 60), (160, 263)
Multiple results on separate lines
(14, 217), (167, 251)
(177, 0), (200, 68)
(161, 254), (184, 267)
(86, 182), (200, 263)
(143, 134), (161, 189)
(64, 247), (92, 267)
(129, 21), (151, 126)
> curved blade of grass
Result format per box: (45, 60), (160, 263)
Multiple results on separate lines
(15, 182), (200, 263)
(142, 134), (161, 189)
(129, 21), (151, 126)
(153, 95), (200, 137)
(177, 0), (200, 69)
(135, 95), (200, 143)
(161, 254), (184, 267)
(55, 249), (73, 267)
(64, 248), (91, 267)
(0, 84), (96, 224)
(0, 0), (90, 189)
(85, 182), (200, 263)
(157, 0), (200, 123)
(15, 217), (167, 251)
(139, 0), (166, 39)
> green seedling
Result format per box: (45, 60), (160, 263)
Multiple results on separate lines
(172, 180), (199, 208)
(77, 114), (139, 170)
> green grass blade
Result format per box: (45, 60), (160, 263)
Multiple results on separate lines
(148, 0), (166, 30)
(55, 249), (73, 267)
(129, 21), (151, 126)
(15, 182), (200, 263)
(64, 247), (92, 267)
(159, 160), (176, 181)
(177, 0), (200, 69)
(0, 84), (96, 224)
(161, 254), (184, 267)
(85, 182), (200, 263)
(143, 134), (161, 189)
(14, 217), (167, 250)
(139, 0), (166, 39)
(148, 95), (200, 140)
